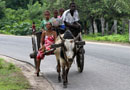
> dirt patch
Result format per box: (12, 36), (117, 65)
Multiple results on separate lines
(0, 55), (54, 90)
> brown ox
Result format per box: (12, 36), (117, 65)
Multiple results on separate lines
(52, 30), (85, 88)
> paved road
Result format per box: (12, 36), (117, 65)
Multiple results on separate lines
(0, 34), (130, 90)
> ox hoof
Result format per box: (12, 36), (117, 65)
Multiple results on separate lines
(63, 84), (67, 88)
(63, 82), (67, 88)
(58, 77), (61, 82)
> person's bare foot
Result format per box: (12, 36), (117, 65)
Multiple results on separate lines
(35, 69), (40, 76)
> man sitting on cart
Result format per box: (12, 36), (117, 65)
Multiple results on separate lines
(62, 1), (81, 37)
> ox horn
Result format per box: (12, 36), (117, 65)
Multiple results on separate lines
(59, 34), (65, 41)
(74, 33), (80, 41)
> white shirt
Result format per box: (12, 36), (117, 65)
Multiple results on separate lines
(58, 16), (65, 25)
(51, 17), (60, 27)
(62, 9), (79, 24)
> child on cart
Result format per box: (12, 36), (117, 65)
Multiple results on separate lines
(41, 10), (52, 31)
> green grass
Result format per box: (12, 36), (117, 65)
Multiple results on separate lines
(0, 58), (30, 90)
(83, 33), (130, 43)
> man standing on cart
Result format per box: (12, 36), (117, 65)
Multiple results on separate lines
(62, 1), (81, 37)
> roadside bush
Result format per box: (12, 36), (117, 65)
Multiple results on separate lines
(11, 22), (32, 35)
(83, 33), (129, 43)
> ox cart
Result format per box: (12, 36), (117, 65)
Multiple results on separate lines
(30, 30), (85, 73)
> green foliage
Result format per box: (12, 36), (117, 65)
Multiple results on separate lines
(11, 22), (32, 35)
(0, 18), (32, 35)
(27, 1), (44, 20)
(0, 1), (44, 35)
(2, 0), (30, 9)
(0, 0), (6, 19)
(83, 33), (129, 43)
(4, 8), (29, 21)
(0, 0), (130, 36)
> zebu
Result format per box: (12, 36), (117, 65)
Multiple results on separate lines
(52, 30), (85, 88)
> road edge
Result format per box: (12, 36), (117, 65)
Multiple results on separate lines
(0, 55), (55, 90)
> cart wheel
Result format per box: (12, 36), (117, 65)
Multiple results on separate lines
(32, 35), (37, 68)
(76, 48), (84, 73)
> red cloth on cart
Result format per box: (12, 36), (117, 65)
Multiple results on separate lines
(37, 35), (55, 60)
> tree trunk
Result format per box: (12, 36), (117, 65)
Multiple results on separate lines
(106, 22), (109, 34)
(91, 18), (94, 34)
(110, 23), (114, 34)
(93, 20), (98, 34)
(122, 19), (126, 34)
(129, 20), (130, 42)
(101, 17), (105, 36)
(114, 20), (117, 34)
(110, 20), (117, 34)
(89, 25), (93, 34)
(84, 20), (87, 34)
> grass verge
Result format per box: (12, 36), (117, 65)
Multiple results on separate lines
(83, 33), (130, 43)
(0, 58), (30, 90)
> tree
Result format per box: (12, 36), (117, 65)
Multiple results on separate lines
(2, 0), (30, 9)
(0, 0), (5, 19)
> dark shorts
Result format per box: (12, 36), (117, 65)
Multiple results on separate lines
(69, 28), (80, 37)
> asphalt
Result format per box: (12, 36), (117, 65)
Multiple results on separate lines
(0, 34), (130, 90)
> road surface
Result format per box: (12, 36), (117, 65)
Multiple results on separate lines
(0, 34), (130, 90)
